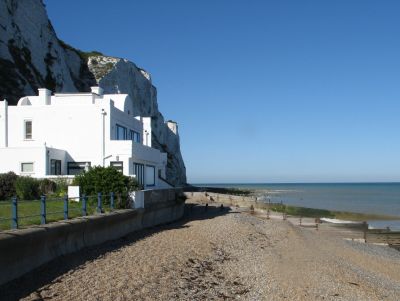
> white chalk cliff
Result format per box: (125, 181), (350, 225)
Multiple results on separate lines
(0, 0), (186, 185)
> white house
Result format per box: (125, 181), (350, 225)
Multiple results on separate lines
(0, 87), (170, 189)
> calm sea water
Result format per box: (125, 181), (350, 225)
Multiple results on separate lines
(195, 183), (400, 230)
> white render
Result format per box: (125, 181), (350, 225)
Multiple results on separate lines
(0, 87), (168, 189)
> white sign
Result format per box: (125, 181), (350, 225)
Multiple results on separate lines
(68, 186), (80, 202)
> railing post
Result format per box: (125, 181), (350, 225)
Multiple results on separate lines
(11, 197), (18, 229)
(97, 192), (102, 213)
(110, 192), (114, 210)
(82, 195), (87, 216)
(64, 195), (69, 220)
(40, 195), (46, 225)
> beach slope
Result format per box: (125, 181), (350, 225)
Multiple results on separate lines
(1, 203), (399, 300)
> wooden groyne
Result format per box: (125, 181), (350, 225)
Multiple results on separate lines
(366, 230), (400, 249)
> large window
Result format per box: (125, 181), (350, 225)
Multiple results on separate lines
(110, 161), (123, 173)
(67, 162), (91, 175)
(116, 124), (127, 140)
(130, 130), (141, 143)
(24, 120), (32, 140)
(50, 159), (61, 175)
(133, 163), (144, 186)
(145, 165), (155, 186)
(21, 162), (34, 173)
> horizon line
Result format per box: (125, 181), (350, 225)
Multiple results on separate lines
(191, 181), (400, 185)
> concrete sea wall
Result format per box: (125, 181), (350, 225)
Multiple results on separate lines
(0, 188), (184, 286)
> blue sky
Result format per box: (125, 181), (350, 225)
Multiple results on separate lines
(45, 1), (400, 183)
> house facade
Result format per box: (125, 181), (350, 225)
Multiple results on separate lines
(0, 87), (169, 189)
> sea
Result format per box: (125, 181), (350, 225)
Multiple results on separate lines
(195, 183), (400, 230)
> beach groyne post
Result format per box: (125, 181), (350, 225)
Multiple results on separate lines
(299, 217), (302, 226)
(363, 221), (368, 242)
(11, 197), (18, 229)
(250, 204), (255, 214)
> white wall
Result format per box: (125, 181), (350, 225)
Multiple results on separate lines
(0, 91), (168, 187)
(0, 100), (8, 148)
(0, 146), (47, 176)
(7, 102), (105, 166)
(142, 117), (152, 147)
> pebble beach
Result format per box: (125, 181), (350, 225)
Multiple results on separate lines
(1, 201), (400, 301)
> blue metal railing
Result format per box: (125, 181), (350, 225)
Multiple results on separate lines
(0, 192), (126, 231)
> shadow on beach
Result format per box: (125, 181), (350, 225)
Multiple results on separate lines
(0, 203), (232, 300)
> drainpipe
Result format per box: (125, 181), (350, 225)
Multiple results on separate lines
(145, 130), (149, 146)
(101, 109), (107, 167)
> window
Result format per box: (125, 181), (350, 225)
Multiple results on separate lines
(133, 163), (144, 186)
(50, 159), (61, 175)
(24, 120), (32, 140)
(145, 165), (155, 186)
(130, 130), (141, 143)
(21, 162), (34, 173)
(110, 161), (123, 173)
(67, 162), (91, 175)
(116, 124), (127, 140)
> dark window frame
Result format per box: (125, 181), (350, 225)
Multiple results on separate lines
(110, 161), (123, 173)
(130, 130), (141, 143)
(67, 162), (91, 175)
(21, 162), (34, 173)
(116, 124), (127, 140)
(133, 162), (144, 186)
(50, 159), (62, 175)
(24, 120), (32, 140)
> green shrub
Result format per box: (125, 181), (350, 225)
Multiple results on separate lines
(72, 166), (140, 205)
(38, 179), (57, 195)
(15, 176), (40, 200)
(0, 172), (18, 200)
(53, 177), (69, 196)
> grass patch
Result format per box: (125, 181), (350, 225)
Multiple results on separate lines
(0, 196), (113, 231)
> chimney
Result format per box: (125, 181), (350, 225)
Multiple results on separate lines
(91, 86), (104, 95)
(38, 88), (51, 105)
